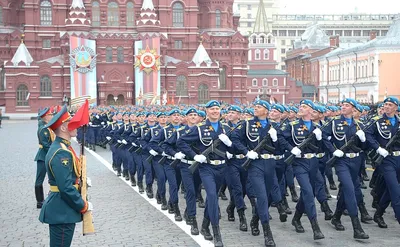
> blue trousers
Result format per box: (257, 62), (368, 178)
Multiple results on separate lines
(49, 223), (75, 247)
(293, 158), (318, 220)
(35, 160), (47, 186)
(199, 163), (226, 225)
(315, 158), (328, 204)
(133, 152), (143, 182)
(284, 153), (295, 187)
(142, 153), (153, 186)
(226, 158), (247, 210)
(180, 162), (202, 217)
(335, 156), (361, 217)
(153, 157), (167, 198)
(247, 158), (276, 224)
(379, 155), (400, 223)
(125, 150), (136, 175)
(164, 160), (179, 204)
(275, 159), (287, 198)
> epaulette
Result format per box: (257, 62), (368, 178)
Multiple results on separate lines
(372, 115), (381, 121)
(334, 116), (341, 120)
(197, 122), (205, 127)
(290, 120), (299, 125)
(222, 123), (230, 127)
(177, 126), (185, 131)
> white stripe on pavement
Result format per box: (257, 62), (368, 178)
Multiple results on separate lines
(73, 138), (214, 247)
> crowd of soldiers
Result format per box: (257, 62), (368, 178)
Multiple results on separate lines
(35, 97), (400, 247)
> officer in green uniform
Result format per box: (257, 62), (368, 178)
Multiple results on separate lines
(39, 105), (93, 247)
(34, 107), (55, 208)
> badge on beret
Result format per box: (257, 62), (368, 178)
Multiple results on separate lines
(61, 158), (69, 166)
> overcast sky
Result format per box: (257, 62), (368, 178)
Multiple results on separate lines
(278, 0), (400, 14)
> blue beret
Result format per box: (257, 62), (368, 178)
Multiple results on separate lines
(122, 112), (129, 116)
(157, 112), (166, 117)
(205, 100), (221, 108)
(136, 112), (146, 117)
(38, 107), (51, 117)
(221, 109), (227, 115)
(300, 99), (315, 109)
(378, 103), (384, 108)
(289, 106), (298, 113)
(355, 104), (364, 113)
(282, 105), (290, 112)
(244, 108), (254, 116)
(184, 108), (198, 115)
(271, 104), (285, 113)
(363, 106), (370, 111)
(342, 98), (358, 108)
(228, 105), (242, 113)
(384, 96), (399, 106)
(254, 100), (271, 110)
(146, 112), (156, 117)
(198, 110), (206, 117)
(398, 106), (400, 112)
(168, 109), (181, 116)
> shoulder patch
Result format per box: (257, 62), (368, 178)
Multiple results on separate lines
(290, 120), (299, 125)
(177, 126), (185, 131)
(61, 158), (69, 166)
(334, 116), (341, 120)
(197, 122), (205, 127)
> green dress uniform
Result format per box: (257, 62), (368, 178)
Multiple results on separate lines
(39, 106), (88, 247)
(34, 107), (55, 208)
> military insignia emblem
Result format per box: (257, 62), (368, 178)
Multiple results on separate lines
(61, 158), (69, 166)
(208, 126), (214, 131)
(385, 119), (391, 126)
(69, 45), (97, 74)
(255, 122), (262, 128)
(134, 45), (161, 74)
(44, 131), (48, 135)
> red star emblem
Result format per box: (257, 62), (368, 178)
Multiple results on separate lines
(134, 45), (161, 74)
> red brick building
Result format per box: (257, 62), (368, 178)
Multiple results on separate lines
(0, 0), (248, 115)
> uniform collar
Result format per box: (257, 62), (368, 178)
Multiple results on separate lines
(56, 136), (71, 146)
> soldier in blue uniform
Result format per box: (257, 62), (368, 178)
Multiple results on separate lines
(39, 105), (93, 247)
(88, 109), (102, 151)
(279, 99), (325, 241)
(34, 107), (55, 208)
(230, 100), (280, 247)
(177, 100), (231, 247)
(115, 112), (132, 179)
(285, 106), (299, 202)
(366, 96), (400, 228)
(323, 98), (369, 239)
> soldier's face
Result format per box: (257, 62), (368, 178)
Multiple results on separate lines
(206, 106), (221, 121)
(158, 116), (167, 125)
(171, 113), (181, 125)
(138, 115), (145, 123)
(228, 111), (240, 122)
(310, 110), (319, 121)
(254, 105), (267, 117)
(298, 104), (312, 117)
(384, 102), (397, 116)
(186, 113), (198, 125)
(269, 109), (282, 121)
(289, 111), (296, 119)
(341, 103), (353, 116)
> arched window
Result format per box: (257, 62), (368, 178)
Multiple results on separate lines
(40, 0), (52, 26)
(255, 49), (260, 60)
(106, 47), (113, 62)
(117, 47), (124, 63)
(260, 36), (265, 43)
(172, 2), (184, 27)
(219, 66), (226, 89)
(176, 75), (188, 96)
(108, 2), (119, 26)
(126, 2), (135, 26)
(262, 78), (268, 86)
(0, 6), (3, 25)
(40, 75), (52, 96)
(252, 36), (256, 44)
(0, 66), (5, 91)
(215, 9), (221, 28)
(267, 36), (272, 43)
(273, 78), (278, 86)
(16, 84), (29, 106)
(263, 49), (269, 60)
(92, 1), (100, 26)
(198, 84), (209, 104)
(252, 78), (258, 87)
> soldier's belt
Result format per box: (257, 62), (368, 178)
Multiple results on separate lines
(39, 144), (43, 149)
(316, 153), (325, 158)
(345, 152), (359, 158)
(209, 160), (225, 165)
(274, 155), (284, 160)
(296, 153), (316, 159)
(392, 151), (400, 156)
(235, 154), (246, 159)
(166, 155), (175, 160)
(259, 154), (274, 160)
(91, 125), (100, 127)
(181, 159), (195, 165)
(50, 184), (79, 192)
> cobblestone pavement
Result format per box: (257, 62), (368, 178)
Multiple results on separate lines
(1, 120), (400, 247)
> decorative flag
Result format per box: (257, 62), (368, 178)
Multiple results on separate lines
(68, 99), (89, 131)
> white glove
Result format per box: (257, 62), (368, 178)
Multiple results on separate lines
(117, 140), (122, 143)
(89, 122), (93, 126)
(131, 142), (138, 147)
(174, 152), (186, 160)
(101, 122), (105, 125)
(194, 154), (207, 163)
(122, 139), (128, 145)
(333, 149), (344, 158)
(161, 151), (168, 157)
(313, 128), (322, 141)
(149, 149), (159, 156)
(87, 201), (93, 211)
(355, 130), (366, 142)
(226, 151), (233, 160)
(291, 147), (302, 156)
(268, 128), (278, 142)
(86, 177), (92, 187)
(376, 147), (389, 158)
(327, 136), (332, 141)
(96, 115), (100, 119)
(218, 134), (233, 147)
(246, 150), (259, 160)
(106, 136), (111, 141)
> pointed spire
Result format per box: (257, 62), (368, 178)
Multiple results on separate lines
(141, 0), (155, 10)
(65, 0), (90, 31)
(253, 0), (269, 34)
(11, 34), (34, 66)
(192, 37), (212, 67)
(71, 0), (85, 9)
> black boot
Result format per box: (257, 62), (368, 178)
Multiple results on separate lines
(310, 218), (325, 240)
(92, 144), (96, 151)
(361, 169), (370, 181)
(212, 225), (223, 247)
(190, 216), (200, 235)
(184, 209), (190, 224)
(321, 201), (333, 220)
(197, 194), (205, 208)
(289, 185), (299, 202)
(360, 180), (367, 189)
(262, 223), (276, 247)
(35, 186), (44, 209)
(325, 185), (332, 199)
(331, 210), (345, 231)
(174, 203), (182, 221)
(226, 201), (235, 221)
(329, 182), (337, 190)
(373, 206), (388, 228)
(117, 169), (122, 177)
(161, 197), (168, 211)
(168, 202), (175, 214)
(138, 182), (144, 193)
(250, 215), (260, 236)
(123, 170), (129, 181)
(112, 163), (117, 171)
(218, 185), (228, 200)
(359, 202), (373, 223)
(130, 174), (136, 187)
(156, 193), (162, 204)
(146, 185), (153, 198)
(351, 216), (369, 239)
(291, 210), (305, 233)
(276, 201), (288, 222)
(282, 197), (292, 215)
(181, 183), (186, 194)
(200, 217), (213, 241)
(237, 208), (248, 231)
